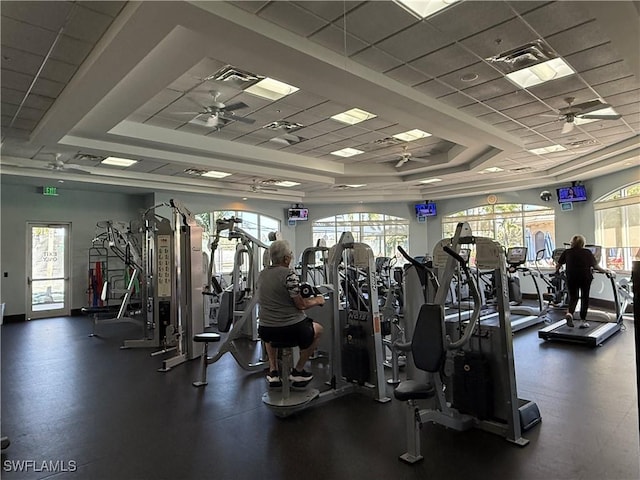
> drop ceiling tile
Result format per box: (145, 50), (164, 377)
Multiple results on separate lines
(507, 1), (551, 15)
(350, 46), (403, 73)
(413, 80), (456, 98)
(228, 1), (270, 14)
(438, 92), (476, 109)
(608, 89), (640, 109)
(1, 16), (58, 56)
(0, 46), (77, 84)
(276, 91), (326, 110)
(462, 78), (518, 103)
(410, 44), (478, 78)
(522, 1), (595, 38)
(385, 64), (430, 87)
(459, 102), (495, 117)
(1, 1), (74, 32)
(1, 114), (38, 131)
(376, 21), (449, 62)
(50, 35), (93, 66)
(482, 91), (538, 111)
(1, 87), (54, 110)
(564, 43), (621, 74)
(545, 21), (609, 57)
(526, 75), (590, 101)
(461, 18), (539, 60)
(1, 69), (64, 98)
(308, 23), (368, 56)
(337, 1), (416, 45)
(590, 76), (638, 98)
(426, 1), (515, 41)
(64, 5), (114, 43)
(437, 61), (502, 91)
(293, 1), (364, 22)
(77, 1), (127, 17)
(258, 2), (328, 37)
(144, 116), (185, 129)
(1, 103), (45, 122)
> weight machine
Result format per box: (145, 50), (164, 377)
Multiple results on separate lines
(394, 222), (541, 464)
(262, 232), (391, 417)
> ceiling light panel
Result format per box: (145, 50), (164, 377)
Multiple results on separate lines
(482, 167), (504, 173)
(528, 145), (567, 155)
(394, 0), (459, 19)
(202, 170), (231, 178)
(273, 181), (300, 187)
(393, 129), (432, 142)
(245, 77), (299, 100)
(330, 108), (377, 125)
(331, 147), (364, 158)
(101, 156), (138, 167)
(419, 178), (443, 184)
(506, 58), (575, 89)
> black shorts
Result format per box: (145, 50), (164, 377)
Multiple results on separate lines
(259, 318), (315, 350)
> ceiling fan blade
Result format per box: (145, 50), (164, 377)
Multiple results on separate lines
(395, 158), (409, 168)
(186, 96), (207, 111)
(174, 111), (203, 115)
(221, 112), (255, 124)
(579, 113), (622, 120)
(205, 115), (219, 127)
(221, 101), (248, 112)
(559, 99), (604, 115)
(561, 121), (575, 134)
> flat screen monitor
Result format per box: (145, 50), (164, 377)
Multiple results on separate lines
(415, 202), (437, 217)
(287, 208), (309, 221)
(556, 185), (587, 203)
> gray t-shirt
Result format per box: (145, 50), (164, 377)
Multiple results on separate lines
(257, 265), (305, 327)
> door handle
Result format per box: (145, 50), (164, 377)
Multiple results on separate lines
(27, 276), (32, 285)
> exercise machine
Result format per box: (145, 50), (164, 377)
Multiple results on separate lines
(262, 232), (391, 417)
(504, 246), (547, 331)
(538, 245), (626, 347)
(394, 222), (541, 464)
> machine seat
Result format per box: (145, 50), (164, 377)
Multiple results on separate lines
(193, 332), (222, 343)
(393, 380), (435, 401)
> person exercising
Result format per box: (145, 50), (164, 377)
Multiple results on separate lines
(257, 240), (324, 388)
(555, 235), (611, 328)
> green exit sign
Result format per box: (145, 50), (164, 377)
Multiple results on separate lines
(42, 186), (58, 196)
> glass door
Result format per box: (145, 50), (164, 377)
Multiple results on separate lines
(27, 223), (71, 319)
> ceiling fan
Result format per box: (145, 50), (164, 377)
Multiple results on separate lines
(177, 90), (256, 127)
(45, 153), (92, 173)
(394, 146), (430, 168)
(541, 97), (621, 134)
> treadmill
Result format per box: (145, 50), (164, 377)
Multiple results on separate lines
(538, 245), (623, 347)
(504, 247), (547, 332)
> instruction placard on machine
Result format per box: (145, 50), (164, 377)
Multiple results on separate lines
(157, 235), (172, 297)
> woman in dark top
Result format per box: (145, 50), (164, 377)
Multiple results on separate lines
(555, 235), (611, 328)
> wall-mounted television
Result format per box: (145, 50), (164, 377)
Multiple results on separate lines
(287, 208), (309, 221)
(415, 202), (437, 217)
(556, 185), (587, 203)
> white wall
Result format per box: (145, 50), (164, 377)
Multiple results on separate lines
(2, 167), (635, 316)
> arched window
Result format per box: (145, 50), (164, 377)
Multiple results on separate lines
(312, 213), (409, 260)
(442, 204), (556, 266)
(594, 182), (640, 271)
(195, 210), (280, 274)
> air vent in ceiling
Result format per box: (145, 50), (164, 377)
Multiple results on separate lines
(269, 134), (306, 146)
(74, 153), (105, 162)
(509, 166), (536, 173)
(568, 139), (600, 148)
(264, 120), (304, 131)
(486, 39), (556, 74)
(373, 137), (403, 146)
(184, 168), (207, 176)
(204, 65), (263, 87)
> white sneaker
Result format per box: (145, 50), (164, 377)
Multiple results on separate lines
(564, 313), (574, 327)
(579, 321), (590, 329)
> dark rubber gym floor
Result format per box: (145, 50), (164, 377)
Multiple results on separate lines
(1, 314), (638, 480)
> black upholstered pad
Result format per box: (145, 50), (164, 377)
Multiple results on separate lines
(393, 380), (435, 401)
(193, 333), (222, 342)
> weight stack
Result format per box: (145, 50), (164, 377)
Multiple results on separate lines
(342, 324), (369, 385)
(452, 352), (493, 420)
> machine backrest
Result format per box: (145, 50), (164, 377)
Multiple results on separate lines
(411, 303), (445, 373)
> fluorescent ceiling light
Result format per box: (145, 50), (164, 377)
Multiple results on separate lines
(528, 145), (567, 155)
(345, 184), (366, 188)
(482, 167), (504, 173)
(574, 107), (618, 125)
(330, 108), (377, 125)
(393, 129), (432, 142)
(101, 156), (138, 167)
(331, 147), (364, 158)
(201, 170), (231, 178)
(419, 178), (443, 184)
(506, 57), (574, 89)
(245, 77), (299, 100)
(273, 180), (300, 188)
(395, 0), (458, 19)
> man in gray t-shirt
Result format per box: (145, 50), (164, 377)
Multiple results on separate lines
(257, 240), (324, 388)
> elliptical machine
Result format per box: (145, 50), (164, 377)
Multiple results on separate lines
(394, 222), (541, 464)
